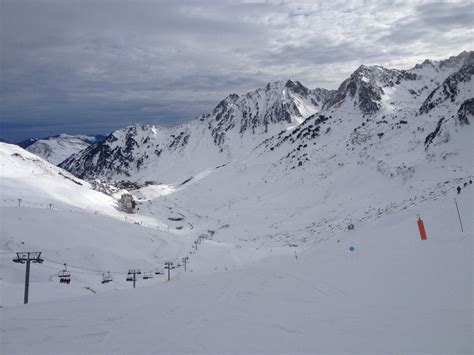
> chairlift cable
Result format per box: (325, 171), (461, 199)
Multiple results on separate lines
(37, 263), (99, 275)
(18, 254), (178, 278)
(43, 257), (127, 275)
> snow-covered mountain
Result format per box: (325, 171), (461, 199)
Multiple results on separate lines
(1, 53), (473, 354)
(60, 80), (333, 181)
(16, 137), (39, 149)
(53, 52), (473, 267)
(25, 134), (106, 165)
(323, 51), (472, 116)
(0, 142), (119, 213)
(60, 52), (472, 185)
(264, 51), (473, 169)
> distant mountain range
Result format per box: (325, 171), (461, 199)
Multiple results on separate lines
(17, 134), (107, 149)
(16, 134), (107, 164)
(57, 51), (472, 184)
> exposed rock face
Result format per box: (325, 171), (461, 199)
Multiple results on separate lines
(419, 53), (474, 115)
(204, 80), (333, 149)
(457, 98), (473, 125)
(324, 65), (417, 115)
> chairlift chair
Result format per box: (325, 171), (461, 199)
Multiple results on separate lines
(58, 263), (71, 284)
(101, 271), (113, 284)
(143, 272), (153, 280)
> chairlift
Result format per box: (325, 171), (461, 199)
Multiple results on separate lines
(12, 256), (23, 264)
(126, 275), (133, 282)
(155, 270), (164, 275)
(58, 263), (71, 284)
(176, 263), (181, 268)
(101, 271), (113, 284)
(143, 272), (153, 280)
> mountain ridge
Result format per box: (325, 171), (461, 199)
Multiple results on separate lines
(60, 51), (473, 184)
(60, 79), (333, 181)
(26, 134), (107, 165)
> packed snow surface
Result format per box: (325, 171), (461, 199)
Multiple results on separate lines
(1, 189), (472, 354)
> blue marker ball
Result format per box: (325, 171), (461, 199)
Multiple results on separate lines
(349, 246), (355, 252)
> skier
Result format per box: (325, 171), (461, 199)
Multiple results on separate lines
(456, 186), (461, 194)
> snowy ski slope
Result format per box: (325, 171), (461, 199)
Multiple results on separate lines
(1, 188), (472, 354)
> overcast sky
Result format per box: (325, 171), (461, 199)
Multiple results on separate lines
(1, 0), (472, 141)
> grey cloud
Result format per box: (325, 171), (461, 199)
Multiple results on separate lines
(416, 2), (473, 28)
(1, 0), (472, 141)
(378, 1), (473, 45)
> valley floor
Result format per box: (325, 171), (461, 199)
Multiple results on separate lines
(1, 189), (472, 354)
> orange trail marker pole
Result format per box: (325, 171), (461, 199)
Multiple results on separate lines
(417, 218), (427, 240)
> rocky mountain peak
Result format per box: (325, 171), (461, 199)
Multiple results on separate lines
(414, 59), (436, 71)
(324, 63), (418, 115)
(438, 51), (473, 71)
(206, 79), (328, 147)
(323, 66), (385, 114)
(412, 51), (473, 75)
(419, 56), (474, 115)
(284, 79), (309, 96)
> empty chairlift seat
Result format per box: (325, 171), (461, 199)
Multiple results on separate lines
(101, 271), (113, 284)
(143, 272), (153, 280)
